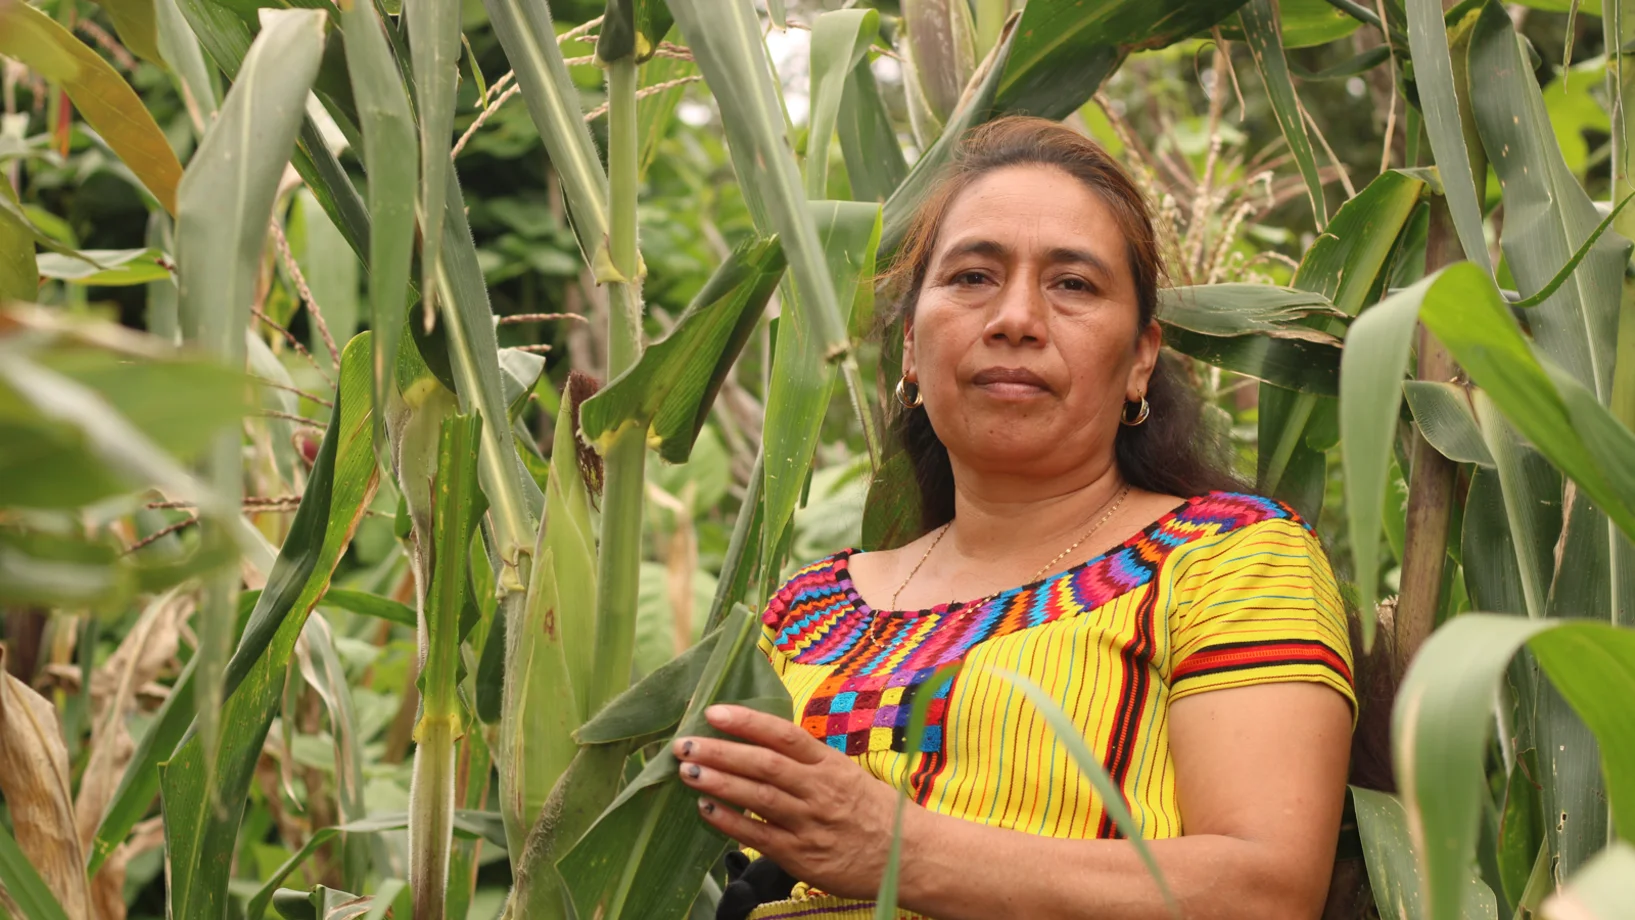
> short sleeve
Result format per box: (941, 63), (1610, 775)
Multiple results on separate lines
(1165, 517), (1356, 720)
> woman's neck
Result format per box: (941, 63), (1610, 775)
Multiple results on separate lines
(943, 460), (1129, 571)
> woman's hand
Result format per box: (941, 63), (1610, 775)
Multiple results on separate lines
(675, 704), (903, 899)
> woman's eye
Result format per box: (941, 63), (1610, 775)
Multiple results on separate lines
(1057, 276), (1091, 293)
(952, 270), (990, 286)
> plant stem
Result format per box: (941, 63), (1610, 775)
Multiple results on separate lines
(1394, 196), (1462, 680)
(587, 54), (647, 717)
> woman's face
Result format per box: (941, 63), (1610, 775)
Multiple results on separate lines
(902, 163), (1161, 483)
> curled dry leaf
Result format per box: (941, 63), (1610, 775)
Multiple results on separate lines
(77, 589), (190, 852)
(0, 645), (92, 919)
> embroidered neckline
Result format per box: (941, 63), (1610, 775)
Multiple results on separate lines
(830, 496), (1194, 619)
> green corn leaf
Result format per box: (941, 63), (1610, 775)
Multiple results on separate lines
(294, 613), (371, 890)
(1289, 45), (1391, 80)
(1495, 750), (1544, 910)
(807, 10), (881, 199)
(838, 52), (907, 205)
(246, 814), (502, 920)
(1161, 325), (1340, 395)
(1541, 842), (1635, 920)
(0, 807), (71, 920)
(0, 184), (38, 302)
(1404, 381), (1492, 466)
(480, 0), (610, 265)
(761, 203), (881, 588)
(320, 588), (417, 628)
(1351, 786), (1500, 920)
(88, 0), (163, 65)
(1239, 0), (1327, 228)
(338, 0), (418, 458)
(1395, 616), (1635, 920)
(1294, 169), (1427, 315)
(1470, 394), (1558, 619)
(543, 379), (597, 718)
(87, 657), (195, 876)
(155, 0), (218, 125)
(637, 47), (697, 180)
(1459, 462), (1553, 618)
(989, 667), (1180, 915)
(1508, 193), (1635, 310)
(573, 629), (723, 745)
(1222, 0), (1365, 48)
(160, 334), (378, 920)
(1468, 1), (1632, 400)
(873, 662), (963, 920)
(900, 0), (977, 126)
(35, 248), (170, 286)
(580, 236), (786, 463)
(407, 0), (462, 325)
(173, 3), (328, 821)
(557, 606), (793, 920)
(861, 443), (923, 552)
(0, 1), (183, 214)
(1158, 285), (1344, 340)
(1405, 0), (1491, 274)
(410, 413), (485, 920)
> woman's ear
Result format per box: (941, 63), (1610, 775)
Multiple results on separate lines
(1127, 320), (1161, 400)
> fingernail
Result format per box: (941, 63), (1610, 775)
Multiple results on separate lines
(700, 799), (715, 815)
(685, 763), (702, 780)
(678, 739), (694, 757)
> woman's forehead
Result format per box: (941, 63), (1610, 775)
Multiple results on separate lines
(934, 165), (1125, 259)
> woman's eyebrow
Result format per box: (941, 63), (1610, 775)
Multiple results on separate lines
(1045, 246), (1113, 278)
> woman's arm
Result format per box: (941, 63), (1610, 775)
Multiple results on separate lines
(678, 681), (1351, 920)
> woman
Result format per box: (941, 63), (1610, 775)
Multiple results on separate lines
(673, 117), (1357, 919)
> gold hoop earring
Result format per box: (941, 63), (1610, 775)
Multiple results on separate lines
(1120, 396), (1150, 426)
(896, 376), (923, 409)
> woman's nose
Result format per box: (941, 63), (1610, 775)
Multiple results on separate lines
(984, 278), (1049, 345)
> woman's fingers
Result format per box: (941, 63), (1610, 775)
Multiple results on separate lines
(697, 796), (788, 854)
(703, 704), (829, 764)
(674, 733), (810, 794)
(678, 758), (805, 824)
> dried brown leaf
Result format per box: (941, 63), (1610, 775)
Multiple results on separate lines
(0, 645), (92, 920)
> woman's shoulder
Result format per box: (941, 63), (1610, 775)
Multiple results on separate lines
(759, 549), (857, 630)
(1160, 489), (1330, 581)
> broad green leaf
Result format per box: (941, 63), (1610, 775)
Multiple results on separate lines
(1542, 841), (1635, 920)
(246, 814), (500, 920)
(994, 0), (1247, 118)
(1158, 284), (1343, 340)
(1471, 394), (1559, 619)
(580, 237), (786, 463)
(558, 606), (792, 920)
(155, 0), (218, 125)
(838, 53), (907, 205)
(160, 334), (378, 920)
(320, 588), (416, 628)
(873, 662), (963, 920)
(704, 449), (765, 634)
(1221, 0), (1363, 47)
(762, 203), (881, 584)
(88, 0), (163, 65)
(35, 248), (170, 286)
(1469, 1), (1631, 401)
(1509, 193), (1635, 310)
(1295, 169), (1427, 314)
(1240, 0), (1326, 228)
(334, 0), (416, 439)
(409, 413), (484, 920)
(1162, 325), (1340, 395)
(480, 0), (610, 264)
(407, 0), (461, 327)
(1396, 617), (1635, 920)
(0, 347), (252, 509)
(807, 10), (880, 199)
(1343, 264), (1635, 645)
(1496, 750), (1544, 909)
(0, 183), (38, 302)
(573, 629), (723, 745)
(989, 667), (1179, 914)
(1289, 46), (1391, 80)
(861, 443), (923, 552)
(1406, 0), (1491, 274)
(1459, 463), (1552, 618)
(1352, 786), (1500, 920)
(637, 48), (696, 181)
(295, 613), (371, 890)
(87, 658), (195, 875)
(0, 1), (183, 214)
(900, 0), (977, 126)
(173, 3), (327, 820)
(1405, 381), (1492, 465)
(0, 821), (70, 920)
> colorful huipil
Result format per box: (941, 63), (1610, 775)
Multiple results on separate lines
(746, 491), (1357, 920)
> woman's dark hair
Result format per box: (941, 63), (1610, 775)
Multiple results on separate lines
(881, 115), (1242, 531)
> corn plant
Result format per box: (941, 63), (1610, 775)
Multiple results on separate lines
(3, 0), (1635, 918)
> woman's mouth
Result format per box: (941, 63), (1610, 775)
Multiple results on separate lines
(971, 366), (1052, 399)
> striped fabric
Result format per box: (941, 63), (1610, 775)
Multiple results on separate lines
(747, 491), (1355, 919)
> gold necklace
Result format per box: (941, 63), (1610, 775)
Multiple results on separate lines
(887, 485), (1133, 611)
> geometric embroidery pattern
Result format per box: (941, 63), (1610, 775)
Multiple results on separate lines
(762, 491), (1303, 756)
